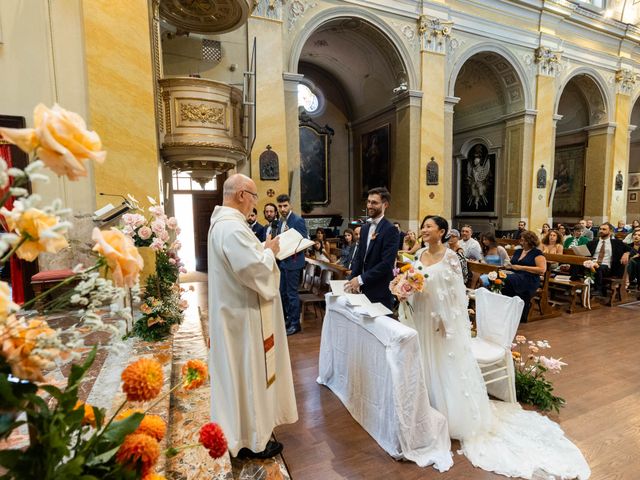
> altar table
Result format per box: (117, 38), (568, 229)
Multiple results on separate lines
(317, 296), (452, 470)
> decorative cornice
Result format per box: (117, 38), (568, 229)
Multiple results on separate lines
(444, 96), (460, 114)
(615, 68), (637, 95)
(534, 46), (562, 77)
(418, 15), (453, 55)
(392, 90), (423, 110)
(162, 141), (247, 154)
(179, 103), (225, 125)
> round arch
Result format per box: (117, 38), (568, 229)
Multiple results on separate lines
(459, 136), (495, 158)
(287, 6), (418, 91)
(555, 68), (612, 124)
(448, 42), (533, 111)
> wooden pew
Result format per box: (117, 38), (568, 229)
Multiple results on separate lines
(467, 261), (500, 290)
(497, 238), (520, 248)
(543, 252), (593, 313)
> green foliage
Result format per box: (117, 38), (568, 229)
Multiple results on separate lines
(0, 347), (144, 479)
(132, 251), (185, 342)
(515, 367), (566, 414)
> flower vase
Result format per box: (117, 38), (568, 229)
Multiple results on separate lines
(138, 246), (157, 285)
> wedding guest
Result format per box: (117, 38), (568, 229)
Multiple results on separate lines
(540, 223), (551, 236)
(586, 222), (630, 297)
(400, 230), (421, 255)
(557, 224), (567, 237)
(627, 230), (640, 288)
(615, 220), (630, 233)
(514, 220), (527, 240)
(586, 218), (598, 237)
(459, 225), (482, 261)
(578, 219), (593, 240)
(315, 228), (331, 257)
(480, 232), (510, 266)
(623, 226), (640, 244)
(393, 221), (406, 250)
(310, 239), (331, 262)
(503, 230), (546, 322)
(346, 225), (361, 271)
(338, 228), (355, 267)
(541, 229), (564, 255)
(247, 208), (265, 240)
(448, 228), (470, 284)
(563, 224), (590, 250)
(260, 202), (279, 242)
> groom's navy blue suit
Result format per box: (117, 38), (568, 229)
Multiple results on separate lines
(348, 217), (399, 310)
(277, 211), (308, 331)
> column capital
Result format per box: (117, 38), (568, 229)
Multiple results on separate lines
(553, 114), (563, 127)
(615, 68), (637, 96)
(418, 15), (453, 55)
(534, 46), (562, 77)
(282, 72), (304, 92)
(444, 96), (460, 113)
(585, 122), (617, 136)
(393, 90), (423, 110)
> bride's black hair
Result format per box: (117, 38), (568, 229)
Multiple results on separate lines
(421, 215), (450, 243)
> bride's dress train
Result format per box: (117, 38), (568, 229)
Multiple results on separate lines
(405, 248), (590, 479)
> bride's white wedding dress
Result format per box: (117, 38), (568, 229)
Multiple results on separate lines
(404, 248), (590, 479)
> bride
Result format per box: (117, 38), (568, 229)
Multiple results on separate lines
(404, 215), (590, 479)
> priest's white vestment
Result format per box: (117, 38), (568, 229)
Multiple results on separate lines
(208, 206), (298, 455)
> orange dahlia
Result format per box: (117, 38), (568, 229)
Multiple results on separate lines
(74, 401), (96, 427)
(121, 357), (163, 402)
(199, 422), (227, 459)
(116, 433), (160, 475)
(142, 474), (166, 480)
(181, 359), (208, 390)
(116, 409), (166, 441)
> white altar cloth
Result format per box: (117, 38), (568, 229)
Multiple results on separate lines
(317, 295), (453, 471)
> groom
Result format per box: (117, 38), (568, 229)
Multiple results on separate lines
(345, 187), (399, 309)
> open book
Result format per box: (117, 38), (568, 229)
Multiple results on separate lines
(269, 228), (314, 261)
(570, 244), (591, 257)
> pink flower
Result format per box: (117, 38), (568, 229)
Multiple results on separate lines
(539, 356), (567, 373)
(179, 267), (187, 274)
(149, 206), (164, 217)
(179, 299), (189, 310)
(151, 219), (165, 235)
(138, 226), (153, 240)
(167, 217), (178, 229)
(150, 237), (165, 251)
(159, 230), (170, 242)
(123, 213), (146, 228)
(175, 227), (181, 235)
(168, 258), (177, 265)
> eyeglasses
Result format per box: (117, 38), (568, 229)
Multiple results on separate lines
(241, 190), (258, 199)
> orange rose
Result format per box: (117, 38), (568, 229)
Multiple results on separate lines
(1, 317), (57, 381)
(494, 279), (503, 285)
(0, 104), (106, 181)
(1, 208), (68, 261)
(92, 227), (143, 288)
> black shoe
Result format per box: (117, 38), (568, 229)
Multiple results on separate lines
(237, 440), (283, 459)
(286, 326), (301, 336)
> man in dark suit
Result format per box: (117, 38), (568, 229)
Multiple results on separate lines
(259, 202), (278, 242)
(276, 194), (308, 336)
(587, 222), (630, 296)
(247, 208), (265, 240)
(345, 187), (400, 310)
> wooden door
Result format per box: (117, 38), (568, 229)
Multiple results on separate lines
(193, 192), (221, 271)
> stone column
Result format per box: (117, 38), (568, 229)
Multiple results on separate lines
(584, 123), (615, 222)
(417, 15), (453, 221)
(283, 73), (304, 211)
(529, 47), (561, 229)
(443, 96), (459, 221)
(607, 69), (636, 222)
(247, 3), (291, 209)
(392, 90), (423, 231)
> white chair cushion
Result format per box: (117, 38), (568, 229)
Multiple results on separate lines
(470, 337), (505, 364)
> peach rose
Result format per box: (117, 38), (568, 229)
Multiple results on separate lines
(3, 208), (69, 261)
(92, 227), (143, 288)
(0, 281), (19, 322)
(0, 104), (106, 181)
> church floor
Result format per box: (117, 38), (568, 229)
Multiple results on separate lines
(193, 281), (640, 479)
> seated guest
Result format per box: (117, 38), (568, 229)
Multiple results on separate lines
(615, 220), (630, 233)
(394, 221), (406, 250)
(587, 222), (631, 297)
(578, 219), (594, 240)
(310, 239), (331, 263)
(557, 224), (567, 238)
(448, 229), (470, 284)
(480, 232), (510, 266)
(563, 224), (590, 250)
(514, 220), (527, 240)
(541, 229), (564, 255)
(315, 228), (331, 257)
(627, 230), (640, 288)
(623, 226), (640, 244)
(540, 223), (551, 237)
(460, 225), (483, 261)
(585, 218), (598, 237)
(400, 230), (421, 255)
(502, 231), (547, 323)
(338, 228), (355, 267)
(247, 208), (265, 239)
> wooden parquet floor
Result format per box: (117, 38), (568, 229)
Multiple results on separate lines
(194, 282), (640, 479)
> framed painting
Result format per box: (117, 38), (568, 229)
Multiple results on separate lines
(629, 172), (640, 190)
(299, 116), (333, 205)
(552, 144), (585, 218)
(629, 191), (638, 203)
(456, 144), (497, 216)
(361, 124), (390, 194)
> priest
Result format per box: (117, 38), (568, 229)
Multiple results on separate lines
(207, 173), (298, 458)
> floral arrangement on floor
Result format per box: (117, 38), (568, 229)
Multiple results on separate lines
(581, 260), (598, 309)
(511, 335), (567, 413)
(122, 200), (188, 341)
(486, 270), (507, 293)
(390, 263), (426, 325)
(0, 103), (192, 478)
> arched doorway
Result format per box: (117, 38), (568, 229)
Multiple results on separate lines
(450, 50), (526, 233)
(554, 74), (608, 224)
(293, 16), (413, 224)
(628, 97), (640, 221)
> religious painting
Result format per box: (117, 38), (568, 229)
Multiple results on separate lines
(456, 144), (496, 216)
(629, 172), (640, 190)
(552, 145), (585, 218)
(361, 124), (390, 195)
(629, 191), (638, 203)
(299, 119), (333, 205)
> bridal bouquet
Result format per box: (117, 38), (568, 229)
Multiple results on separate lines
(389, 264), (426, 326)
(511, 335), (567, 413)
